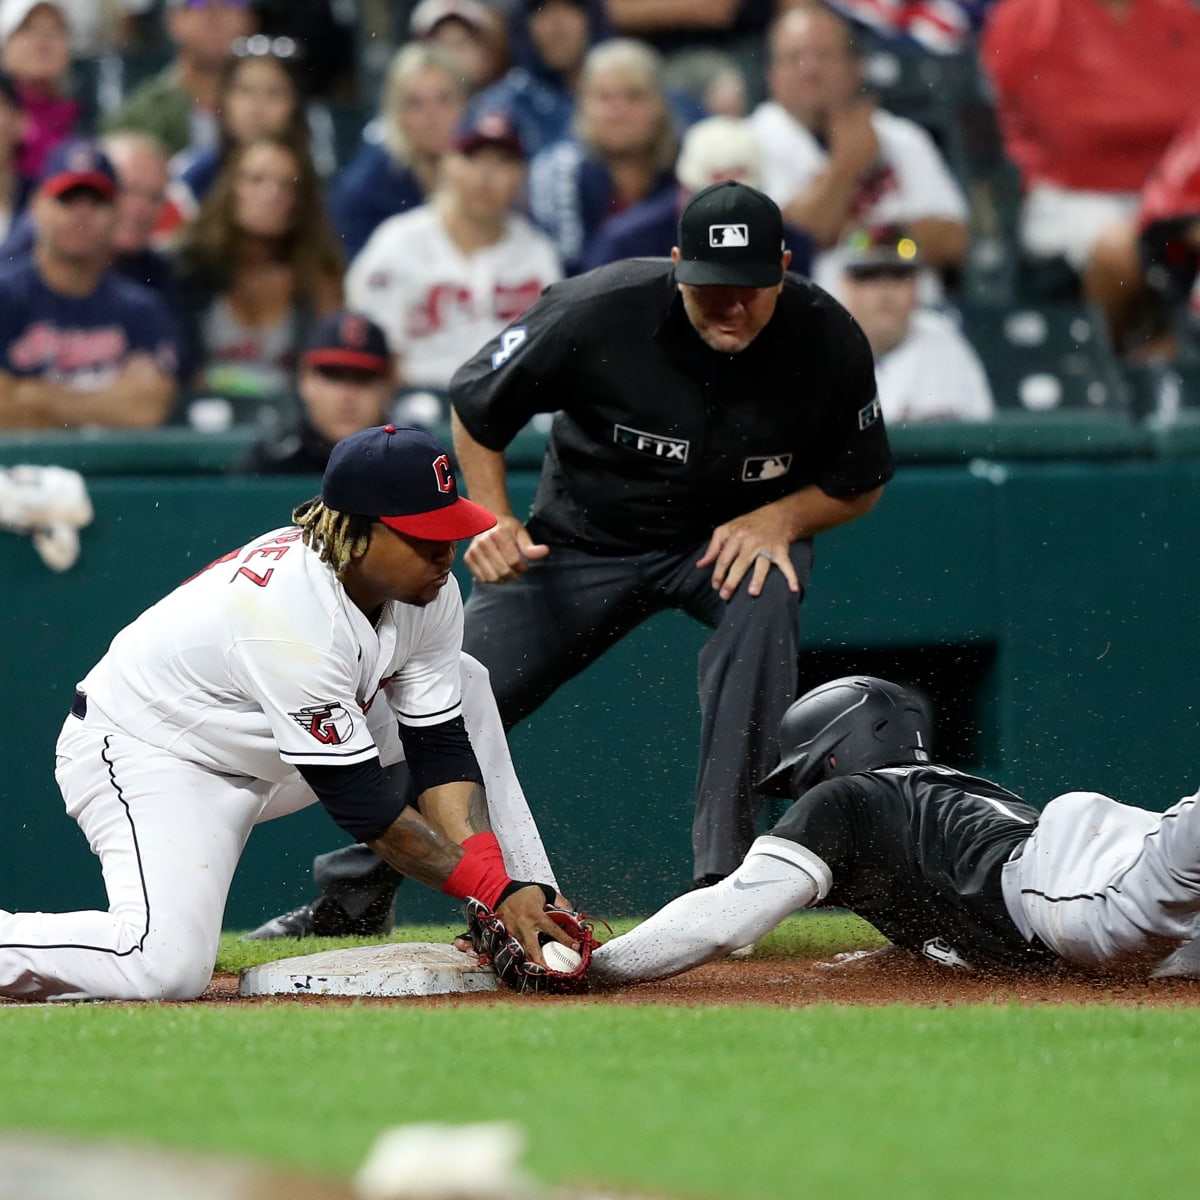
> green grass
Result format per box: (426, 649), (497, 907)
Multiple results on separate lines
(2, 914), (1198, 1200)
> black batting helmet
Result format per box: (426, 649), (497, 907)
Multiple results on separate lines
(757, 676), (933, 798)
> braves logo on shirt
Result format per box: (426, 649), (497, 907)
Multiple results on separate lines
(290, 703), (354, 746)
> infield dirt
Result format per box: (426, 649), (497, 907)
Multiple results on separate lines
(200, 947), (1200, 1009)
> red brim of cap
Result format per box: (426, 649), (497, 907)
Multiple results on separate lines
(41, 172), (116, 201)
(304, 348), (392, 374)
(379, 497), (497, 542)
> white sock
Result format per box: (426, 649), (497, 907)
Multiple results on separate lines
(590, 836), (832, 985)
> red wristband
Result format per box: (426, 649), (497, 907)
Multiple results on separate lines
(441, 834), (513, 909)
(463, 831), (505, 871)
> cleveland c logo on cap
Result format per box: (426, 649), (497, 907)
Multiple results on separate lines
(432, 454), (454, 493)
(709, 224), (749, 247)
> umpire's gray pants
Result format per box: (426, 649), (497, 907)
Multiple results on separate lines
(463, 539), (812, 880)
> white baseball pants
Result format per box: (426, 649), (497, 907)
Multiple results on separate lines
(1002, 787), (1200, 972)
(0, 654), (555, 1001)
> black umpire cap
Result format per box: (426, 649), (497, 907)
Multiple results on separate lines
(674, 181), (786, 288)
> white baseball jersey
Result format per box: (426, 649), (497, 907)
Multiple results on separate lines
(77, 525), (465, 785)
(873, 309), (995, 425)
(750, 102), (968, 297)
(345, 205), (563, 389)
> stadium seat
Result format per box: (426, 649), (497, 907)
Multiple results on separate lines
(861, 44), (985, 142)
(1123, 360), (1200, 421)
(953, 300), (1130, 413)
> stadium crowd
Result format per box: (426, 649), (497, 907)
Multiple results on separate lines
(0, 0), (1198, 444)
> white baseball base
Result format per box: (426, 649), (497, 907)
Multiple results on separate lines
(238, 942), (499, 998)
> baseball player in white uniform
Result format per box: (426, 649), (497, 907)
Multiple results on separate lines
(592, 677), (1200, 986)
(0, 425), (575, 1001)
(345, 111), (562, 390)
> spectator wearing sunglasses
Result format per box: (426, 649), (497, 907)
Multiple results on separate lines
(172, 34), (336, 223)
(839, 226), (993, 425)
(102, 0), (256, 164)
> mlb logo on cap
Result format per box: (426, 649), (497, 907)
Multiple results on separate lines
(675, 181), (785, 288)
(709, 224), (749, 248)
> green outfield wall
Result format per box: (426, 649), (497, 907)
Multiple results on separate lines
(3, 419), (1199, 925)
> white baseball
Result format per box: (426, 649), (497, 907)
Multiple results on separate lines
(541, 941), (582, 972)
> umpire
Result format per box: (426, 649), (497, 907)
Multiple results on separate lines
(454, 179), (893, 885)
(249, 180), (894, 937)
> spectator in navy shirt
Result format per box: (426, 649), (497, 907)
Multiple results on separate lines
(528, 38), (680, 274)
(467, 0), (610, 159)
(328, 42), (467, 260)
(0, 133), (192, 371)
(0, 139), (178, 430)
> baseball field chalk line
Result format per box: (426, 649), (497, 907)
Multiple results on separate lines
(238, 942), (500, 998)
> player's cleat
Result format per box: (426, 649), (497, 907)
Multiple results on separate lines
(692, 873), (727, 890)
(242, 891), (397, 940)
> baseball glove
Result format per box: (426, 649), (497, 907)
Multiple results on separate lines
(464, 898), (602, 994)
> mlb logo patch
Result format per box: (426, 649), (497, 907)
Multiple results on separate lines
(742, 454), (792, 482)
(858, 397), (882, 430)
(709, 223), (749, 248)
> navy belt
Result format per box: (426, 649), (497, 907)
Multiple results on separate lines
(70, 691), (87, 720)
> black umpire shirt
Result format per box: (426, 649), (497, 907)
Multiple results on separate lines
(771, 764), (1057, 970)
(450, 259), (896, 554)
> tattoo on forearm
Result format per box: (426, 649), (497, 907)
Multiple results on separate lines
(467, 784), (491, 833)
(368, 808), (461, 891)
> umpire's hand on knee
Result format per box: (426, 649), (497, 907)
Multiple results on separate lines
(464, 516), (550, 583)
(699, 515), (799, 601)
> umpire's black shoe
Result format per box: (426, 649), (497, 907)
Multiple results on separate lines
(692, 873), (727, 890)
(242, 890), (397, 940)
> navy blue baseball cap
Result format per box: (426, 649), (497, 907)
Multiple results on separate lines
(675, 180), (785, 288)
(322, 424), (497, 542)
(303, 310), (391, 375)
(38, 138), (118, 202)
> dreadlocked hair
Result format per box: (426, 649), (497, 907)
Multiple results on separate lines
(292, 497), (373, 578)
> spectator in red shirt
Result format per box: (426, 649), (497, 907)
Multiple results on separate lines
(1087, 110), (1200, 358)
(981, 0), (1200, 280)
